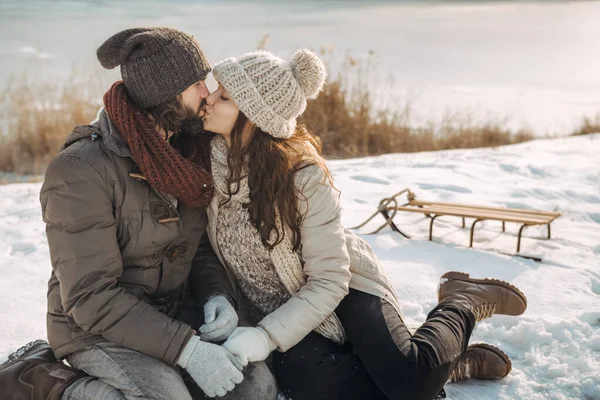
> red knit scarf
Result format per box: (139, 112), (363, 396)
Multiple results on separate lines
(103, 81), (214, 208)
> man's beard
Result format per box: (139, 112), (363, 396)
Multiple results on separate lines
(178, 99), (206, 137)
(179, 116), (204, 136)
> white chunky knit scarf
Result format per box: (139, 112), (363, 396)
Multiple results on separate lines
(210, 135), (346, 345)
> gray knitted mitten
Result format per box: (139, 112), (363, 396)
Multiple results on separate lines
(199, 295), (238, 342)
(177, 335), (244, 398)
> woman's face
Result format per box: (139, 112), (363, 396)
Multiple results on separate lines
(203, 84), (240, 135)
(204, 83), (254, 147)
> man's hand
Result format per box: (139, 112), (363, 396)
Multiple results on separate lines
(177, 336), (243, 398)
(222, 327), (277, 366)
(199, 295), (238, 342)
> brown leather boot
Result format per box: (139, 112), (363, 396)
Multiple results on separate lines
(438, 271), (527, 321)
(448, 343), (512, 382)
(0, 340), (87, 400)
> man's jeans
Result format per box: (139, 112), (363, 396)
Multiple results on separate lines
(62, 340), (277, 400)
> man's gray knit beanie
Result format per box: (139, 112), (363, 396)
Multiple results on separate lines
(97, 27), (211, 109)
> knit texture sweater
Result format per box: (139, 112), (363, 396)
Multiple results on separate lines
(210, 136), (346, 345)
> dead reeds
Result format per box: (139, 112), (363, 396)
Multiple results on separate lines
(3, 50), (594, 176)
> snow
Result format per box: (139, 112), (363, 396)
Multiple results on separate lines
(1, 134), (599, 399)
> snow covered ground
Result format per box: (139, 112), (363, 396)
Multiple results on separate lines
(1, 134), (599, 399)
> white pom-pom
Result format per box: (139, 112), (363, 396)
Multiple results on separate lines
(290, 49), (326, 99)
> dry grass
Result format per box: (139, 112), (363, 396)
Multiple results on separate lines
(0, 67), (107, 175)
(301, 49), (534, 158)
(0, 51), (570, 176)
(571, 113), (600, 136)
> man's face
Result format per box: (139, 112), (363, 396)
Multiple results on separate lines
(180, 80), (210, 116)
(172, 79), (210, 138)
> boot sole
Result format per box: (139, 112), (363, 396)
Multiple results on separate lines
(468, 343), (512, 376)
(440, 271), (528, 315)
(0, 340), (50, 371)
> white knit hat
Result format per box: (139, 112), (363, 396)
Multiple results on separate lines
(212, 49), (326, 139)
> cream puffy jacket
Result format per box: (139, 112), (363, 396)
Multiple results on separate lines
(206, 164), (402, 351)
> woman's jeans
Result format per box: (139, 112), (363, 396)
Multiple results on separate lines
(273, 289), (476, 400)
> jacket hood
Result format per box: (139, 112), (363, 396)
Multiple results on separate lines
(61, 107), (131, 158)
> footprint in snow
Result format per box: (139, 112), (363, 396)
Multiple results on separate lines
(503, 202), (532, 210)
(350, 175), (391, 185)
(510, 191), (528, 199)
(500, 164), (520, 174)
(589, 272), (600, 296)
(417, 183), (472, 194)
(527, 165), (550, 178)
(588, 213), (600, 224)
(579, 312), (600, 327)
(10, 242), (36, 257)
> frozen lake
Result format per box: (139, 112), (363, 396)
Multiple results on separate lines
(1, 0), (599, 135)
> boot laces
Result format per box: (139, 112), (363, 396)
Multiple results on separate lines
(474, 303), (497, 321)
(449, 356), (472, 382)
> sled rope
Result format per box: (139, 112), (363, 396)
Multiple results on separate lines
(350, 188), (414, 235)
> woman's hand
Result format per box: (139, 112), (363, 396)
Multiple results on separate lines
(222, 327), (277, 366)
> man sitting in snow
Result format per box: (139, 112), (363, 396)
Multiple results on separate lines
(0, 27), (276, 400)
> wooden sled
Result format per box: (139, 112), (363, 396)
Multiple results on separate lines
(351, 189), (561, 261)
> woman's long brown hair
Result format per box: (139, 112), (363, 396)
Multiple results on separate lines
(223, 113), (334, 251)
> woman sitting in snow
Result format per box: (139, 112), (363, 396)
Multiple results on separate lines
(200, 47), (529, 400)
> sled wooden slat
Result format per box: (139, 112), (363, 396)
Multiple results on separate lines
(392, 205), (556, 225)
(409, 199), (561, 218)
